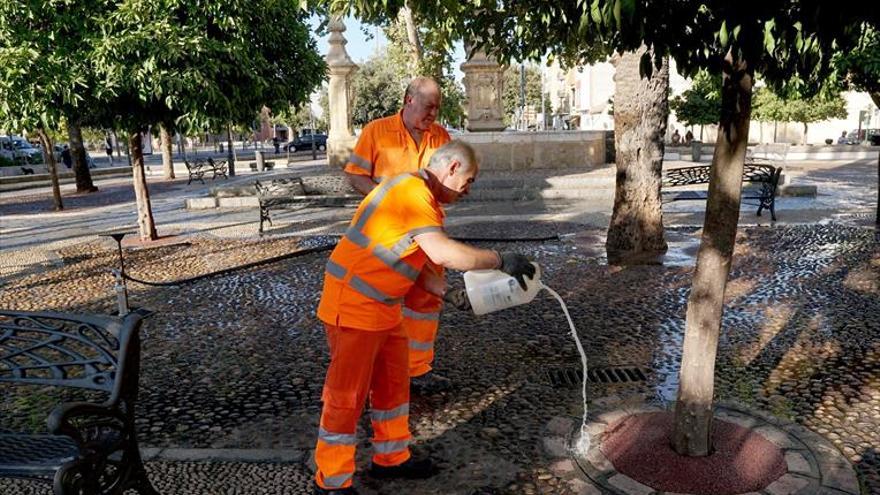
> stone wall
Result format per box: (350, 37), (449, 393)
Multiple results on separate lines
(459, 131), (607, 170)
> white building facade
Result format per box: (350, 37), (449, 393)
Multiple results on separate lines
(541, 59), (880, 145)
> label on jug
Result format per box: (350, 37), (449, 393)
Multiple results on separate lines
(482, 278), (519, 311)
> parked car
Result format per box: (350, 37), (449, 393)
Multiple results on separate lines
(285, 133), (328, 152)
(844, 129), (880, 145)
(0, 136), (43, 164)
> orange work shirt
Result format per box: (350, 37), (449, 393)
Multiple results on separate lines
(345, 112), (451, 183)
(317, 171), (446, 331)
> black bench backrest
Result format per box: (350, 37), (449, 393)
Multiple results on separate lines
(255, 177), (306, 197)
(662, 163), (778, 188)
(0, 310), (145, 401)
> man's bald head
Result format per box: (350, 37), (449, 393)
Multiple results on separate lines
(404, 77), (441, 104)
(402, 77), (442, 133)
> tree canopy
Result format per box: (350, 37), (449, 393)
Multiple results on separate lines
(92, 0), (326, 134)
(670, 71), (721, 129)
(752, 87), (847, 143)
(834, 25), (880, 106)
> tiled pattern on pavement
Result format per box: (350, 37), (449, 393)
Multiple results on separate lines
(1, 223), (878, 495)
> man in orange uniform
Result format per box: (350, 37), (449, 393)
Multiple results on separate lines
(344, 76), (453, 392)
(315, 141), (535, 494)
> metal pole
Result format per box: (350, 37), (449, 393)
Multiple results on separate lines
(104, 233), (130, 316)
(520, 63), (526, 130)
(310, 105), (317, 160)
(540, 64), (546, 131)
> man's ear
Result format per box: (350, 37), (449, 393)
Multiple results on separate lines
(449, 159), (461, 175)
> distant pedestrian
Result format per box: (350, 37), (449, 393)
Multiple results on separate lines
(671, 129), (681, 145)
(273, 136), (280, 154)
(105, 137), (114, 166)
(61, 145), (72, 169)
(837, 131), (848, 144)
(684, 130), (694, 145)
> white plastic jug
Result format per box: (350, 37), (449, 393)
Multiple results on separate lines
(463, 263), (542, 315)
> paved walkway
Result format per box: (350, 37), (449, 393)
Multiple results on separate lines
(0, 158), (878, 494)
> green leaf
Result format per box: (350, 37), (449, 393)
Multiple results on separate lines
(590, 0), (602, 25)
(764, 19), (776, 54)
(719, 21), (728, 47)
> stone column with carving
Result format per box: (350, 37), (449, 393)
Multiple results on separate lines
(326, 17), (358, 168)
(460, 45), (506, 132)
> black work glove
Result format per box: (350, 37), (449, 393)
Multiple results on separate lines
(499, 252), (536, 290)
(443, 288), (471, 312)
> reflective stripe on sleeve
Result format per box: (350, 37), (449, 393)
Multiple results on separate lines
(348, 153), (373, 175)
(389, 226), (444, 257)
(318, 427), (357, 446)
(373, 438), (410, 454)
(403, 308), (440, 321)
(371, 403), (410, 422)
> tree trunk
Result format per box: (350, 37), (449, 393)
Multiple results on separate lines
(605, 46), (669, 263)
(67, 120), (97, 192)
(400, 1), (423, 77)
(113, 130), (121, 157)
(159, 122), (175, 180)
(872, 92), (880, 226)
(128, 131), (158, 241)
(773, 121), (778, 143)
(226, 124), (237, 177)
(802, 122), (808, 145)
(672, 50), (754, 456)
(36, 127), (63, 211)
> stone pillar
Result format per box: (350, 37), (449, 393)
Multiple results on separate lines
(460, 45), (506, 132)
(326, 17), (358, 168)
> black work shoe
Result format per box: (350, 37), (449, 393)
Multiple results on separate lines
(313, 481), (359, 494)
(369, 456), (437, 479)
(411, 373), (452, 394)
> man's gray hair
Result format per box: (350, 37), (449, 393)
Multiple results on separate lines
(404, 77), (440, 103)
(428, 140), (479, 172)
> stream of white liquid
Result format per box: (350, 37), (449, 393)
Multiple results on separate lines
(541, 283), (591, 456)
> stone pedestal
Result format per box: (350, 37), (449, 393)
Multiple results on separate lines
(326, 17), (358, 168)
(460, 46), (506, 132)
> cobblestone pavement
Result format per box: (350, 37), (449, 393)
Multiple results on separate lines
(1, 220), (878, 494)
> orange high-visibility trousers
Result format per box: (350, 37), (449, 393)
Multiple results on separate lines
(403, 261), (444, 377)
(314, 324), (412, 490)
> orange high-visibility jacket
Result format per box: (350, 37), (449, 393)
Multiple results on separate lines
(317, 171), (445, 331)
(345, 112), (451, 183)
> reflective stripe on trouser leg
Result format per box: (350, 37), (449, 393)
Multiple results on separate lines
(315, 324), (391, 489)
(404, 314), (439, 377)
(403, 270), (443, 377)
(369, 324), (412, 467)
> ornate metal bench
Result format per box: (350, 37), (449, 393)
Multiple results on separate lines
(184, 158), (227, 185)
(254, 177), (308, 234)
(662, 163), (783, 221)
(0, 309), (158, 494)
(184, 159), (206, 185)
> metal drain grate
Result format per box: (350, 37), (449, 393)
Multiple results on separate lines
(548, 366), (649, 387)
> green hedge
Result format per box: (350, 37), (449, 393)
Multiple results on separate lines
(0, 155), (16, 167)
